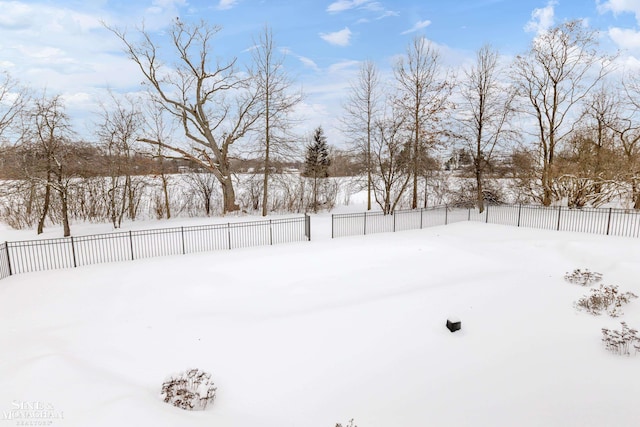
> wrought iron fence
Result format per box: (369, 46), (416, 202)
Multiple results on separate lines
(331, 206), (469, 238)
(0, 215), (310, 279)
(472, 204), (640, 238)
(332, 204), (640, 239)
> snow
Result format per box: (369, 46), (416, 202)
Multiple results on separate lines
(1, 212), (640, 427)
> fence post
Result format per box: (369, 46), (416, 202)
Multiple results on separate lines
(557, 206), (562, 231)
(70, 236), (77, 268)
(181, 227), (186, 254)
(606, 208), (612, 236)
(420, 208), (424, 229)
(5, 242), (12, 276)
(363, 211), (367, 235)
(485, 204), (489, 223)
(331, 214), (334, 239)
(129, 231), (135, 260)
(269, 220), (273, 245)
(227, 223), (232, 249)
(517, 204), (522, 227)
(445, 205), (448, 225)
(468, 207), (471, 221)
(393, 211), (396, 232)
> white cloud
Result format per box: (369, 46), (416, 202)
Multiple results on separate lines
(216, 0), (239, 10)
(0, 1), (33, 29)
(328, 60), (360, 74)
(377, 10), (399, 20)
(320, 27), (352, 46)
(597, 0), (640, 19)
(0, 2), (143, 111)
(298, 55), (319, 71)
(609, 26), (640, 49)
(598, 1), (640, 51)
(327, 0), (371, 13)
(524, 0), (556, 34)
(401, 20), (431, 35)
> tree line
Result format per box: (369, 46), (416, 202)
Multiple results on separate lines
(1, 19), (639, 235)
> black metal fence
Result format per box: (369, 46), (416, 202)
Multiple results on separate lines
(332, 206), (470, 238)
(0, 215), (310, 280)
(332, 204), (640, 239)
(471, 204), (640, 237)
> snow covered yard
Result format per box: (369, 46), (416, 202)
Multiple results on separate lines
(1, 220), (640, 427)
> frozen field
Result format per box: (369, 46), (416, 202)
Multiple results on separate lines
(1, 216), (639, 426)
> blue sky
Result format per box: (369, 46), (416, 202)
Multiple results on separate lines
(2, 0), (640, 144)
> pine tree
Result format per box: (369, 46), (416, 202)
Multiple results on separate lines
(303, 126), (331, 212)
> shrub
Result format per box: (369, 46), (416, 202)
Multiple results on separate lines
(575, 284), (638, 317)
(336, 419), (358, 427)
(564, 269), (603, 286)
(602, 322), (640, 356)
(160, 368), (217, 411)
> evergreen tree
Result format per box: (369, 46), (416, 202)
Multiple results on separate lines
(303, 126), (331, 212)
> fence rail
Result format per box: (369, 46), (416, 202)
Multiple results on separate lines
(0, 215), (310, 280)
(332, 204), (640, 239)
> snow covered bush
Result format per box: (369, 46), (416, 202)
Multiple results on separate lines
(564, 269), (603, 286)
(574, 284), (638, 317)
(336, 419), (358, 427)
(602, 322), (640, 356)
(160, 368), (217, 411)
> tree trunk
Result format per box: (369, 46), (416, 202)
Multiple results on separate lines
(423, 175), (429, 209)
(476, 166), (484, 213)
(221, 175), (239, 214)
(26, 182), (35, 220)
(108, 176), (119, 228)
(60, 190), (71, 237)
(542, 164), (553, 206)
(262, 145), (270, 217)
(367, 140), (372, 211)
(633, 179), (640, 210)
(162, 174), (171, 219)
(412, 159), (418, 209)
(37, 171), (52, 235)
(126, 175), (136, 220)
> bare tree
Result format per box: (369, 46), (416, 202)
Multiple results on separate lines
(0, 71), (29, 146)
(612, 76), (640, 208)
(555, 84), (620, 206)
(457, 44), (516, 213)
(22, 94), (76, 236)
(513, 20), (612, 206)
(108, 19), (260, 214)
(394, 36), (452, 209)
(95, 92), (143, 228)
(184, 171), (218, 216)
(581, 85), (618, 182)
(141, 100), (178, 219)
(342, 60), (382, 211)
(250, 25), (303, 216)
(371, 111), (411, 214)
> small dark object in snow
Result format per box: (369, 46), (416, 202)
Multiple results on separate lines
(446, 317), (461, 332)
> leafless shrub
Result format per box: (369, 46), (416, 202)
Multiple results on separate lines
(160, 368), (217, 411)
(553, 175), (619, 209)
(564, 268), (603, 286)
(315, 178), (339, 211)
(336, 419), (358, 427)
(575, 284), (638, 317)
(602, 322), (640, 356)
